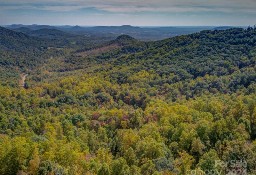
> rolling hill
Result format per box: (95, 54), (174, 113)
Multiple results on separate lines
(0, 26), (44, 51)
(11, 27), (75, 39)
(7, 24), (224, 41)
(0, 26), (256, 175)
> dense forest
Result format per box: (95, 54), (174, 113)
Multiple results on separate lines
(0, 26), (256, 175)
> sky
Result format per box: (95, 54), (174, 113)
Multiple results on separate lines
(0, 0), (256, 26)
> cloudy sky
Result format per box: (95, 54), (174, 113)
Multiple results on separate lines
(0, 0), (256, 26)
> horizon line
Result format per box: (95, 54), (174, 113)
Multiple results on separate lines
(2, 24), (251, 28)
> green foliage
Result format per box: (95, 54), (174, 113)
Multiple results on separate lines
(0, 27), (256, 174)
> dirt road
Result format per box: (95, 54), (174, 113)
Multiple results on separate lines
(19, 73), (28, 87)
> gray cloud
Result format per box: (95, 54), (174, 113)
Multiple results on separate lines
(0, 0), (255, 26)
(1, 0), (256, 13)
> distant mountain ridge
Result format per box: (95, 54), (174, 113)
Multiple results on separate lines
(5, 24), (240, 41)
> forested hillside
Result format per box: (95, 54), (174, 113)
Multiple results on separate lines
(0, 27), (110, 86)
(0, 27), (256, 175)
